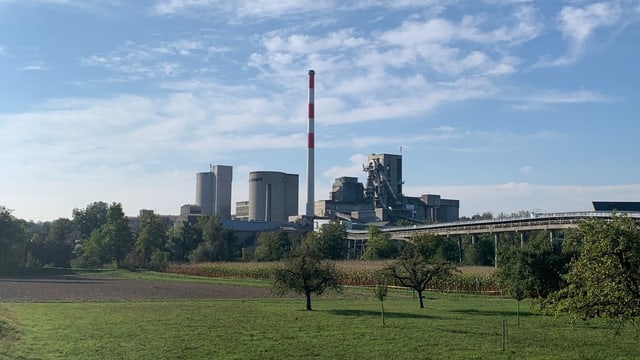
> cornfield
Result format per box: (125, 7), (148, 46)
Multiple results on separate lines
(165, 261), (499, 295)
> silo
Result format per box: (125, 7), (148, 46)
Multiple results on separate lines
(249, 171), (299, 222)
(196, 165), (233, 220)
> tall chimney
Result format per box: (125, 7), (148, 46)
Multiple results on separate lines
(305, 70), (315, 217)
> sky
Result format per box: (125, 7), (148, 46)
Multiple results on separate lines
(1, 0), (640, 222)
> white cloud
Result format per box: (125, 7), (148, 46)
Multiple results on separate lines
(323, 153), (368, 180)
(22, 61), (46, 71)
(540, 1), (623, 66)
(508, 89), (612, 110)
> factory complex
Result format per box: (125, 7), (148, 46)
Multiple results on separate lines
(129, 71), (459, 237)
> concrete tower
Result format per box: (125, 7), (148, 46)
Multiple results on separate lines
(249, 171), (299, 222)
(196, 165), (233, 220)
(368, 153), (403, 196)
(306, 70), (315, 217)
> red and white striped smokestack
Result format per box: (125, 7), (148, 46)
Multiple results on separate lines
(305, 70), (315, 217)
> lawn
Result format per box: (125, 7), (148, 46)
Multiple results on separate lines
(1, 284), (638, 360)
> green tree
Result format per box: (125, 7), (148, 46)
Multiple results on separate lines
(545, 215), (640, 325)
(101, 203), (133, 268)
(253, 231), (290, 261)
(72, 201), (108, 241)
(374, 272), (389, 326)
(0, 206), (27, 271)
(273, 235), (342, 310)
(74, 229), (106, 268)
(496, 249), (528, 324)
(317, 220), (348, 260)
(363, 226), (397, 260)
(411, 233), (458, 263)
(43, 218), (75, 267)
(190, 216), (236, 262)
(166, 221), (202, 262)
(386, 244), (453, 308)
(135, 212), (168, 268)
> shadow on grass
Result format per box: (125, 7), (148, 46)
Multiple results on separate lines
(325, 309), (437, 319)
(450, 308), (540, 318)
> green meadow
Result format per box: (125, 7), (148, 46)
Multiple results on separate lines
(1, 280), (638, 360)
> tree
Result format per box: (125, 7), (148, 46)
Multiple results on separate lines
(0, 206), (27, 271)
(166, 221), (202, 262)
(496, 249), (528, 325)
(41, 218), (75, 267)
(374, 272), (389, 325)
(135, 212), (168, 267)
(273, 235), (342, 310)
(317, 220), (348, 260)
(75, 229), (106, 268)
(386, 244), (453, 308)
(100, 203), (133, 268)
(253, 231), (290, 261)
(545, 215), (640, 326)
(411, 233), (458, 263)
(72, 201), (108, 241)
(363, 226), (397, 260)
(190, 216), (236, 262)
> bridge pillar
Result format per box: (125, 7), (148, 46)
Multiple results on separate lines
(549, 230), (554, 243)
(520, 232), (524, 248)
(457, 235), (463, 264)
(494, 233), (499, 268)
(471, 234), (476, 245)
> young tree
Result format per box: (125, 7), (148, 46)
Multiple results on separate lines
(545, 215), (640, 326)
(374, 272), (389, 325)
(386, 243), (453, 308)
(273, 235), (342, 310)
(496, 249), (528, 325)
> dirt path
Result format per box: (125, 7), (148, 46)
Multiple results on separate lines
(0, 278), (277, 302)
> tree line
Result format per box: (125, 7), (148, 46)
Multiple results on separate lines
(3, 203), (640, 326)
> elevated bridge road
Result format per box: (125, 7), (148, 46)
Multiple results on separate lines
(346, 211), (640, 241)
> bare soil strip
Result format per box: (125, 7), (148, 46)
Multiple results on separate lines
(0, 278), (275, 302)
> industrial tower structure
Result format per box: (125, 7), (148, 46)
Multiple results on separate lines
(196, 165), (233, 220)
(306, 70), (315, 217)
(248, 171), (299, 222)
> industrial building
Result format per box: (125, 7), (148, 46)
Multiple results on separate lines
(248, 171), (299, 222)
(315, 153), (459, 225)
(195, 165), (232, 220)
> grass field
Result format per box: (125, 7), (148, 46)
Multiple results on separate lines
(1, 278), (639, 359)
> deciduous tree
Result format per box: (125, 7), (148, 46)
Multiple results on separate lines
(253, 230), (290, 261)
(363, 226), (397, 260)
(135, 212), (168, 267)
(317, 220), (348, 260)
(545, 215), (640, 326)
(0, 206), (27, 271)
(386, 243), (453, 308)
(101, 203), (133, 268)
(273, 235), (341, 310)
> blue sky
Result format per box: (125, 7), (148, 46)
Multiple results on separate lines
(1, 0), (640, 221)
